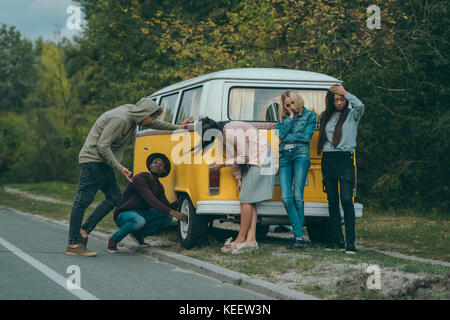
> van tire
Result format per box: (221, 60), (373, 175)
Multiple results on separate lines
(177, 194), (209, 249)
(306, 217), (330, 244)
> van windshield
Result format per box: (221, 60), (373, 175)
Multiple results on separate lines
(228, 88), (326, 121)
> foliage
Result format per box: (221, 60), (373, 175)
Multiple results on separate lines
(0, 24), (37, 111)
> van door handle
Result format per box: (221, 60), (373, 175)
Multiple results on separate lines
(144, 147), (149, 151)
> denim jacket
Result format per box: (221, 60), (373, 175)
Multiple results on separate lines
(276, 107), (317, 151)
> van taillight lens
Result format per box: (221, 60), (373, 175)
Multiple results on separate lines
(209, 168), (220, 195)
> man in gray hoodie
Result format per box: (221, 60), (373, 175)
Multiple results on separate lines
(66, 97), (192, 256)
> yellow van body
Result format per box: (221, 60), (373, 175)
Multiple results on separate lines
(133, 68), (362, 248)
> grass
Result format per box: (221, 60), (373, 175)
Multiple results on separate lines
(356, 210), (450, 262)
(1, 183), (449, 300)
(5, 182), (105, 204)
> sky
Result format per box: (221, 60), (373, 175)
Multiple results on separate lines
(0, 0), (84, 41)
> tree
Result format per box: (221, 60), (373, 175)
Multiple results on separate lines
(0, 24), (37, 111)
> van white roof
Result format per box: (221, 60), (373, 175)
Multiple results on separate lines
(149, 68), (340, 96)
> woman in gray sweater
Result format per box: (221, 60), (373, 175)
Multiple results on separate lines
(317, 84), (364, 254)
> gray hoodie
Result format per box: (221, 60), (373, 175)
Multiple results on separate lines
(79, 98), (178, 171)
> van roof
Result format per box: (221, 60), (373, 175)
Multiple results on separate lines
(149, 68), (340, 96)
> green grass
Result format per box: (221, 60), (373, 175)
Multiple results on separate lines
(1, 183), (449, 300)
(356, 210), (450, 262)
(5, 182), (104, 205)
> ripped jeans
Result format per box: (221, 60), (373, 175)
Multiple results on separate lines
(279, 147), (310, 239)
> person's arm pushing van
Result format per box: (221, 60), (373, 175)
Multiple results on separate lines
(97, 119), (134, 183)
(145, 115), (194, 130)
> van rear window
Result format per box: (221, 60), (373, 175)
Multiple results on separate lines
(228, 88), (327, 121)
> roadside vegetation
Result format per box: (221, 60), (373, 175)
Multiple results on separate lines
(1, 184), (448, 300)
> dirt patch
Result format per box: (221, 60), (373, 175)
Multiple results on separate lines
(272, 260), (450, 299)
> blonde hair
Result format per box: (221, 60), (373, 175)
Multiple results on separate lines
(279, 90), (305, 122)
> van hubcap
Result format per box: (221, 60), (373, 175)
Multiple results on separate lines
(179, 199), (190, 239)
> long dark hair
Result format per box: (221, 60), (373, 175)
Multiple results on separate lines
(190, 117), (229, 154)
(317, 90), (350, 154)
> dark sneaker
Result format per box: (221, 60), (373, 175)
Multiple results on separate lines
(65, 244), (97, 257)
(107, 236), (118, 253)
(129, 233), (150, 247)
(286, 238), (308, 250)
(345, 242), (357, 254)
(291, 238), (308, 249)
(285, 238), (295, 250)
(325, 240), (345, 251)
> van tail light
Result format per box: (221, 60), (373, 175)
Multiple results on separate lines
(209, 168), (220, 195)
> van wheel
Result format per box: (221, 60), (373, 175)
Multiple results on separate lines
(306, 218), (330, 244)
(177, 194), (209, 249)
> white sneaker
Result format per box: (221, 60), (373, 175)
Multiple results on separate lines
(231, 241), (259, 255)
(220, 237), (235, 254)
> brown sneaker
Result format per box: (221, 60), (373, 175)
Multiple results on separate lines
(107, 236), (118, 253)
(65, 244), (97, 257)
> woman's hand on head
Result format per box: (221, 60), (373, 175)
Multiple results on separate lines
(330, 84), (348, 96)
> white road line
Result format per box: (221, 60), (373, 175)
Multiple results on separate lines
(0, 236), (99, 300)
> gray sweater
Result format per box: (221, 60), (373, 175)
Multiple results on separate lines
(322, 92), (364, 153)
(79, 98), (178, 171)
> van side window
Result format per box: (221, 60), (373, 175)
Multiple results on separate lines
(228, 87), (327, 121)
(176, 86), (203, 125)
(159, 92), (179, 123)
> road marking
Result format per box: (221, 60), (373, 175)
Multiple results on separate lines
(0, 236), (99, 300)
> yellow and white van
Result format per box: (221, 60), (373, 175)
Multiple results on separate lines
(133, 68), (363, 248)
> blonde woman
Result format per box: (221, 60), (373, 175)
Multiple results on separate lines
(276, 90), (317, 249)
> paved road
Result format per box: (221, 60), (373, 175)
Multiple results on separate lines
(0, 208), (271, 300)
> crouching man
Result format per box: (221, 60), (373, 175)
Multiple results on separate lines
(107, 153), (188, 252)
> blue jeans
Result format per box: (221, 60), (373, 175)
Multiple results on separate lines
(68, 162), (122, 245)
(279, 147), (310, 239)
(112, 208), (173, 243)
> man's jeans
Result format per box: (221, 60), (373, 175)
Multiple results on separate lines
(68, 162), (122, 245)
(112, 208), (173, 243)
(279, 147), (310, 239)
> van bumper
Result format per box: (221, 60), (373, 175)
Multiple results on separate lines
(196, 201), (363, 218)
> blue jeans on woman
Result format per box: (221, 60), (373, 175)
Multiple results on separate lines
(279, 147), (310, 239)
(112, 208), (173, 243)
